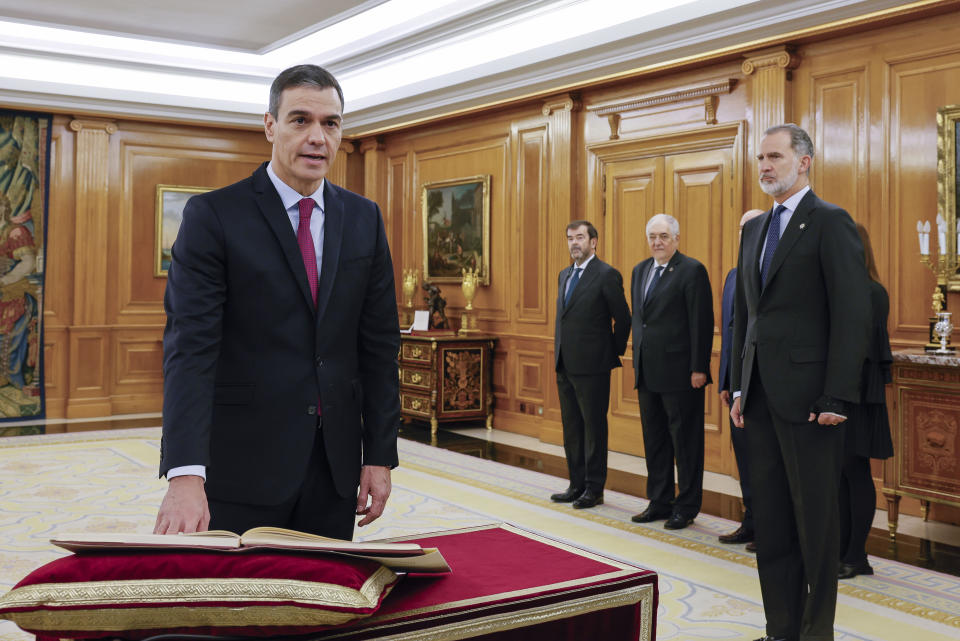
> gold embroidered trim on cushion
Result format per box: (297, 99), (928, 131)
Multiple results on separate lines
(4, 604), (368, 632)
(0, 566), (396, 632)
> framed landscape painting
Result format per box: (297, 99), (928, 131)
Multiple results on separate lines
(421, 175), (490, 285)
(155, 185), (210, 277)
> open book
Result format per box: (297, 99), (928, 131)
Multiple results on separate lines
(51, 526), (450, 573)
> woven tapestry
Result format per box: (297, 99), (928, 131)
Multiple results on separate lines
(0, 110), (50, 422)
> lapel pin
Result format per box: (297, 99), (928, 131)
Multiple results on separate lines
(799, 223), (806, 230)
(668, 267), (674, 272)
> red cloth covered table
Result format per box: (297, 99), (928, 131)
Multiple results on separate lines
(307, 523), (658, 640)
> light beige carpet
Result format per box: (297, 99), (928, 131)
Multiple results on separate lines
(0, 428), (957, 640)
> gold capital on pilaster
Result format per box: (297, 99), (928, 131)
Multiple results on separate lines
(542, 93), (582, 117)
(339, 140), (356, 154)
(741, 46), (801, 76)
(69, 118), (118, 134)
(359, 136), (385, 153)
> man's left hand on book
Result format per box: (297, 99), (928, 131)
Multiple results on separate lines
(154, 475), (210, 534)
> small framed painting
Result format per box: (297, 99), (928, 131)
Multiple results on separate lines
(155, 185), (210, 277)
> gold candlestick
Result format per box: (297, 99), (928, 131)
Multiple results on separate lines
(401, 268), (418, 326)
(459, 267), (479, 335)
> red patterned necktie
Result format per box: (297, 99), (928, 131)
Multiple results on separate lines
(297, 198), (318, 304)
(297, 197), (322, 419)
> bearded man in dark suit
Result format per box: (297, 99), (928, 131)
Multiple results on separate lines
(730, 123), (872, 641)
(155, 65), (400, 540)
(629, 214), (714, 531)
(551, 220), (631, 509)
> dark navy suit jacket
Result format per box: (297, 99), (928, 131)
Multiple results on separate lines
(160, 162), (401, 505)
(718, 267), (737, 393)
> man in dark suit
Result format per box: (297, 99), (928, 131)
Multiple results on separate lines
(551, 220), (631, 509)
(154, 65), (401, 541)
(731, 124), (871, 641)
(717, 208), (764, 550)
(630, 214), (713, 530)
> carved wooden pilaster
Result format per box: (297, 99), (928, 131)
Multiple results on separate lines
(70, 118), (116, 326)
(67, 118), (117, 417)
(360, 136), (386, 206)
(742, 46), (801, 209)
(542, 93), (581, 225)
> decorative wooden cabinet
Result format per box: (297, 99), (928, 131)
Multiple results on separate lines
(882, 350), (960, 541)
(399, 334), (497, 436)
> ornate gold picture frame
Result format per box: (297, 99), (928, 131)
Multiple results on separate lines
(421, 175), (490, 285)
(938, 104), (960, 291)
(155, 185), (210, 277)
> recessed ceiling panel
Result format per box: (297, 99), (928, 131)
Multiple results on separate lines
(0, 0), (386, 51)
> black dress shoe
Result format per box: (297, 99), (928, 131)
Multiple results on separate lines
(550, 486), (584, 503)
(572, 490), (603, 509)
(718, 524), (754, 544)
(838, 561), (874, 579)
(631, 505), (671, 523)
(753, 637), (787, 641)
(663, 514), (694, 530)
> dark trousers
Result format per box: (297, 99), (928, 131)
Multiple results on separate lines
(637, 386), (704, 519)
(839, 454), (875, 566)
(556, 365), (610, 494)
(729, 413), (754, 531)
(208, 428), (356, 540)
(744, 376), (843, 641)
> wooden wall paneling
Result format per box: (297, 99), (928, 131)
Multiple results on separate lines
(112, 130), (270, 326)
(515, 124), (548, 325)
(387, 152), (408, 306)
(111, 327), (164, 414)
(807, 68), (869, 223)
(888, 50), (960, 343)
(412, 134), (511, 326)
(742, 46), (802, 210)
(67, 328), (111, 417)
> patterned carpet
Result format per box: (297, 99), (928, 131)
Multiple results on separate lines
(0, 428), (957, 640)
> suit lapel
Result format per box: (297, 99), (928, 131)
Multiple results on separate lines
(742, 208), (769, 301)
(253, 166), (316, 312)
(315, 180), (343, 324)
(763, 191), (814, 292)
(643, 252), (680, 309)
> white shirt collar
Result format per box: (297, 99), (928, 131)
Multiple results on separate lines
(774, 185), (810, 213)
(266, 162), (325, 212)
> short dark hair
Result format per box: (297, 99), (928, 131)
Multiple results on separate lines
(268, 64), (344, 117)
(765, 123), (814, 159)
(566, 220), (597, 240)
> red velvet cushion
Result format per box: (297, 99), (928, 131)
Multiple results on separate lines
(0, 550), (398, 639)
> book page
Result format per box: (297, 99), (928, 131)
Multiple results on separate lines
(51, 531), (241, 552)
(239, 527), (424, 555)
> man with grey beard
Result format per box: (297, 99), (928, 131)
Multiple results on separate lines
(730, 124), (871, 641)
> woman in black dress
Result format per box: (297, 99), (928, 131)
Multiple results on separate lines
(838, 223), (895, 579)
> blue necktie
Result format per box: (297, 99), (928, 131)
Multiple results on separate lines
(645, 265), (663, 304)
(760, 204), (786, 287)
(564, 267), (582, 307)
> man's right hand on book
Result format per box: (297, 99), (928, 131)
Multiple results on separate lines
(154, 475), (210, 534)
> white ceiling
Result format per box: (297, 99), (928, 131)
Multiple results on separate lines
(0, 0), (922, 136)
(0, 0), (388, 51)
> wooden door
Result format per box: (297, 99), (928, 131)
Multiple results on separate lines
(594, 127), (740, 477)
